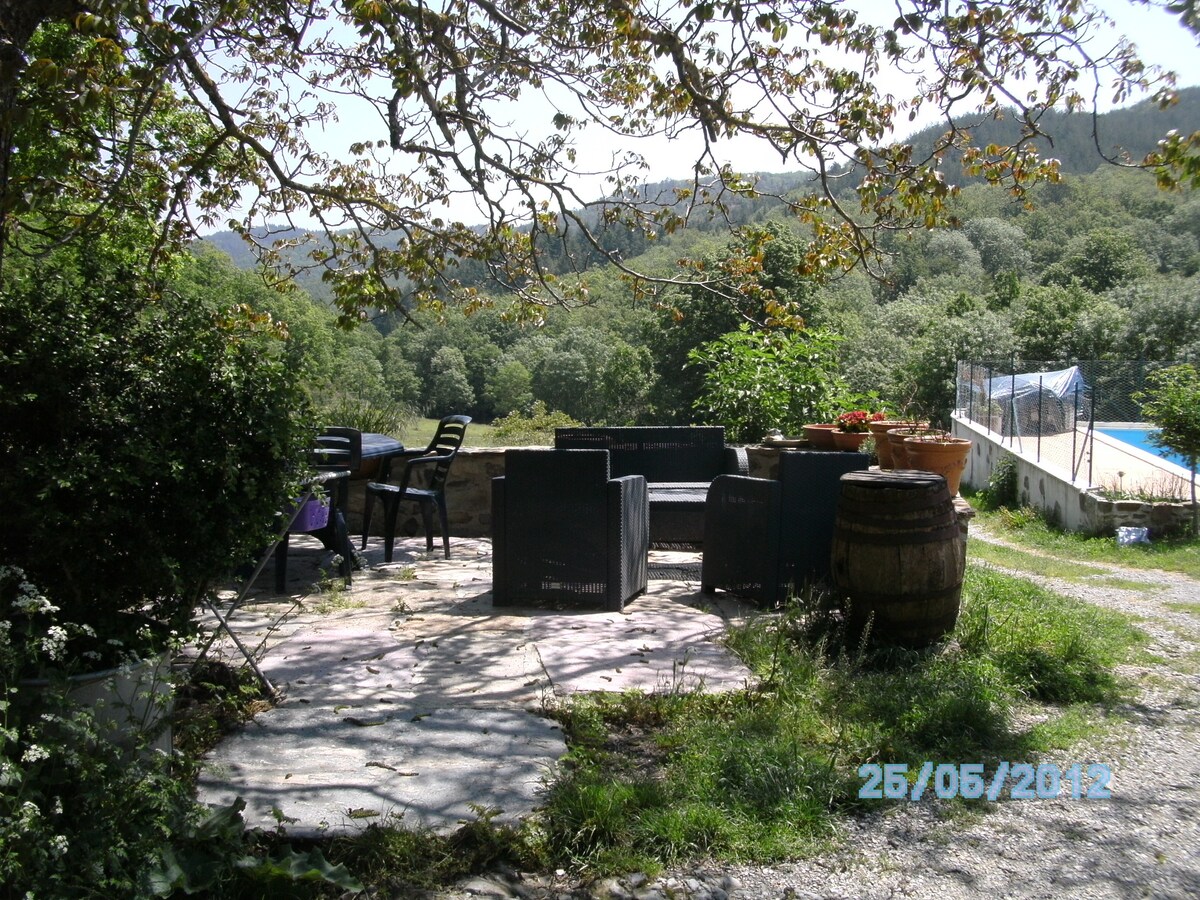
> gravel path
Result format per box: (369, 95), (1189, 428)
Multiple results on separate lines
(431, 528), (1200, 900)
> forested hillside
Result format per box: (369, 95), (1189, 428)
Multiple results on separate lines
(201, 93), (1200, 440)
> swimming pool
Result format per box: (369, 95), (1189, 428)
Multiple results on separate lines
(1097, 426), (1192, 470)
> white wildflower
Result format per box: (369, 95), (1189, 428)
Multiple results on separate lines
(49, 834), (68, 857)
(40, 626), (68, 661)
(12, 582), (58, 616)
(22, 744), (50, 764)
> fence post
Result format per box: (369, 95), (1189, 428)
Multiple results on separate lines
(1009, 361), (1017, 446)
(1089, 386), (1096, 487)
(968, 362), (975, 425)
(1037, 375), (1044, 462)
(1075, 381), (1084, 480)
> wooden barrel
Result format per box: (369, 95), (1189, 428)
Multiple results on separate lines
(831, 470), (964, 647)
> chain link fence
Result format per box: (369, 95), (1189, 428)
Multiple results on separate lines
(955, 359), (1188, 491)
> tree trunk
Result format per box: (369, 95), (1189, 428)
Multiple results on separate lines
(0, 0), (85, 277)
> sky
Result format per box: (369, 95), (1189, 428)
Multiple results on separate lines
(219, 0), (1200, 232)
(596, 0), (1200, 183)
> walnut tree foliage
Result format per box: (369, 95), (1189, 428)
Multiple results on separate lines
(1, 0), (1197, 325)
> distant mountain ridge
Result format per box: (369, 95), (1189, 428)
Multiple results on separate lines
(901, 85), (1200, 177)
(201, 86), (1200, 280)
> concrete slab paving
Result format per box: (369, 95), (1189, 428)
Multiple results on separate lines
(195, 536), (759, 836)
(528, 608), (752, 694)
(195, 706), (565, 837)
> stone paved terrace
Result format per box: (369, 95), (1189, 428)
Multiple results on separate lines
(195, 535), (757, 837)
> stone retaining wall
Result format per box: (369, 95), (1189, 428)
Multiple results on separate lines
(1080, 491), (1195, 537)
(346, 445), (789, 540)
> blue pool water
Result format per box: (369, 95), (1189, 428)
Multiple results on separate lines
(1098, 427), (1192, 469)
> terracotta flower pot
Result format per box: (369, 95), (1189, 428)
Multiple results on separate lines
(887, 426), (935, 469)
(867, 420), (922, 469)
(802, 423), (839, 451)
(831, 429), (870, 452)
(903, 436), (972, 495)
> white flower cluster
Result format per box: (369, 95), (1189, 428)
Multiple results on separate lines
(1, 566), (58, 617)
(40, 626), (68, 662)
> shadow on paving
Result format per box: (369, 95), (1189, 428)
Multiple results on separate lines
(194, 536), (757, 836)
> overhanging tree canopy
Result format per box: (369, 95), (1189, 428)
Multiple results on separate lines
(1, 0), (1197, 322)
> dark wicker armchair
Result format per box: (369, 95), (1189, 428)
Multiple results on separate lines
(701, 450), (870, 605)
(491, 449), (649, 612)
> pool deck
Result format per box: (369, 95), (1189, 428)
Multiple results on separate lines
(978, 423), (1193, 497)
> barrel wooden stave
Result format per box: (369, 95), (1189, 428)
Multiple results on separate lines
(831, 470), (964, 647)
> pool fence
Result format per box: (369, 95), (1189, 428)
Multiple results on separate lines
(954, 359), (1196, 534)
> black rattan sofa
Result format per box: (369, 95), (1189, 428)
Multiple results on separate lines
(554, 426), (748, 545)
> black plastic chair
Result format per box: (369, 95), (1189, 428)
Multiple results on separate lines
(361, 415), (470, 562)
(491, 449), (649, 612)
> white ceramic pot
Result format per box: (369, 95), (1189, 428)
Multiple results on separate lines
(23, 653), (174, 756)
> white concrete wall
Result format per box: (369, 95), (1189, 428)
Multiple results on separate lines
(952, 414), (1194, 536)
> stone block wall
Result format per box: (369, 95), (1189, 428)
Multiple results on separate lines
(346, 444), (788, 540)
(1079, 491), (1194, 537)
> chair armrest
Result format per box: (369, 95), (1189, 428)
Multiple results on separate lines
(377, 451), (453, 489)
(702, 474), (783, 604)
(609, 475), (649, 534)
(375, 447), (426, 484)
(723, 445), (750, 476)
(491, 476), (507, 604)
(607, 475), (649, 610)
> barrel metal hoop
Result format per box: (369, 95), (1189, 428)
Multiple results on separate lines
(836, 509), (959, 533)
(833, 522), (962, 546)
(836, 494), (954, 516)
(841, 584), (963, 607)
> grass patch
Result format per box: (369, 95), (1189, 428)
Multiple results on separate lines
(329, 811), (540, 895)
(527, 564), (1144, 875)
(964, 490), (1200, 578)
(967, 539), (1112, 581)
(401, 416), (503, 448)
(1018, 704), (1115, 753)
(1165, 600), (1200, 618)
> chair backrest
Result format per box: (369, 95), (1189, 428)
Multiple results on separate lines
(503, 449), (612, 575)
(408, 415), (470, 492)
(314, 426), (362, 473)
(554, 426), (726, 482)
(504, 448), (611, 501)
(778, 450), (870, 586)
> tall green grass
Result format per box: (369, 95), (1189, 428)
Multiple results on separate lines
(535, 563), (1144, 873)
